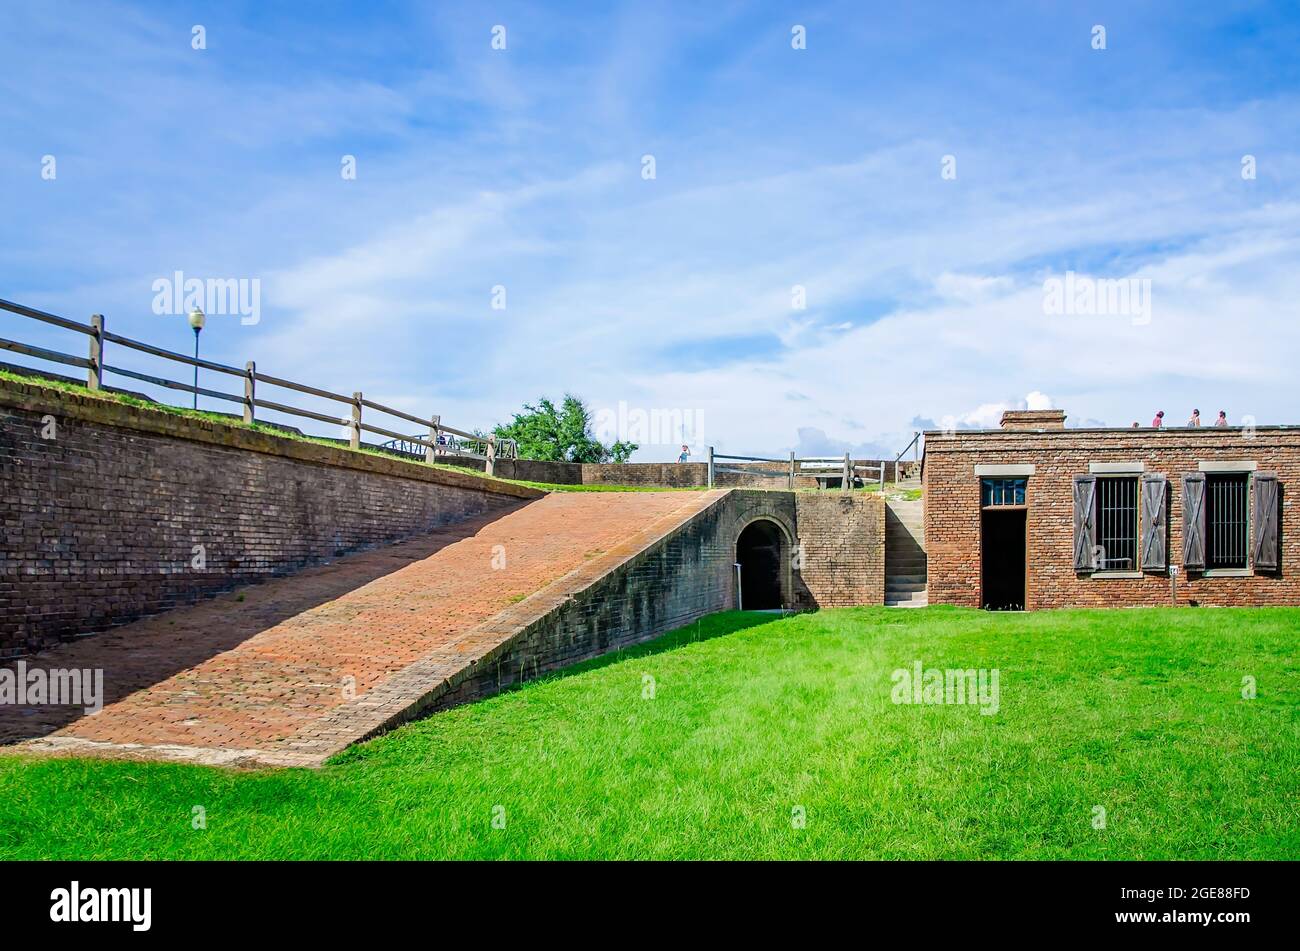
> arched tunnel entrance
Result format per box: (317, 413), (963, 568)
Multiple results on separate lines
(736, 519), (787, 610)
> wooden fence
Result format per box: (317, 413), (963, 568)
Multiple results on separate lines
(0, 297), (515, 472)
(706, 448), (885, 491)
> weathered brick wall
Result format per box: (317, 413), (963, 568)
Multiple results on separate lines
(582, 462), (709, 486)
(793, 493), (886, 607)
(925, 426), (1300, 609)
(718, 459), (902, 488)
(447, 457), (903, 489)
(0, 379), (539, 655)
(440, 456), (584, 484)
(582, 459), (902, 488)
(433, 490), (801, 706)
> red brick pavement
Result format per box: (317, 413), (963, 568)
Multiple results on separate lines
(1, 490), (722, 767)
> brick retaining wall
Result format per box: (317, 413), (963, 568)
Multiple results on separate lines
(793, 493), (886, 607)
(431, 490), (800, 708)
(447, 456), (903, 488)
(0, 379), (539, 655)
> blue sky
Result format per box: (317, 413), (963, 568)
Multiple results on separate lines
(3, 1), (1299, 459)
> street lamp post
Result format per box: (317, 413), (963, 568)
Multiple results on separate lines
(187, 307), (205, 409)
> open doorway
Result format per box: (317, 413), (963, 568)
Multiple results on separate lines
(981, 509), (1026, 610)
(736, 519), (785, 610)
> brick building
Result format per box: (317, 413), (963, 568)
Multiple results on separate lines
(924, 409), (1294, 610)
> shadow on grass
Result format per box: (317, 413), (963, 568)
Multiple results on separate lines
(520, 610), (785, 689)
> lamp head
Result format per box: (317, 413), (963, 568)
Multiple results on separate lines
(188, 307), (206, 332)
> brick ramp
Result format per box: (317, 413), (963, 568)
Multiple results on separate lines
(2, 490), (726, 768)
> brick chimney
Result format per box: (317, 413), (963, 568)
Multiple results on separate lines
(1000, 409), (1066, 430)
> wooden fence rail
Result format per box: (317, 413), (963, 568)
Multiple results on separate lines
(707, 448), (886, 491)
(0, 297), (516, 472)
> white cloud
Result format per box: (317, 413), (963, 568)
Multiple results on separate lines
(934, 272), (1015, 303)
(7, 4), (1300, 462)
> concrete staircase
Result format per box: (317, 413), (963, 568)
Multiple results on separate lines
(885, 498), (927, 607)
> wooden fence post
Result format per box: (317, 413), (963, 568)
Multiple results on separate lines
(485, 435), (497, 477)
(788, 451), (795, 490)
(707, 446), (715, 488)
(87, 314), (104, 391)
(243, 361), (256, 424)
(842, 452), (851, 493)
(426, 414), (440, 464)
(350, 392), (362, 450)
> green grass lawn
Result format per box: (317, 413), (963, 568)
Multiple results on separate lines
(0, 606), (1295, 860)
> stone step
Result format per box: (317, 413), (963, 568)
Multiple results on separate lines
(885, 574), (928, 586)
(885, 595), (929, 608)
(885, 582), (928, 594)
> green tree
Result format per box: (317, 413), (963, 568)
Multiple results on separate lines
(494, 395), (636, 463)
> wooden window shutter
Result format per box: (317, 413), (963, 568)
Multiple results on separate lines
(1073, 474), (1098, 571)
(1252, 472), (1280, 571)
(1182, 472), (1207, 570)
(1140, 473), (1168, 571)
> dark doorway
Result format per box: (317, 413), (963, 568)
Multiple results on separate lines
(981, 509), (1026, 610)
(736, 520), (784, 610)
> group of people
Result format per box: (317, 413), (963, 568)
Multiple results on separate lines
(1138, 409), (1228, 428)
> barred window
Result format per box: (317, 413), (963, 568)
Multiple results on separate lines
(981, 478), (1026, 507)
(1206, 473), (1249, 569)
(1096, 476), (1138, 570)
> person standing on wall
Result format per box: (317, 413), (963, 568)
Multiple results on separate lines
(1152, 410), (1164, 427)
(1215, 410), (1228, 427)
(1188, 408), (1201, 427)
(678, 444), (691, 463)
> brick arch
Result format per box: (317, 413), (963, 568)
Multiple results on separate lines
(733, 512), (796, 548)
(733, 513), (797, 610)
(727, 495), (798, 550)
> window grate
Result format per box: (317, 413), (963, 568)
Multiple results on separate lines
(1097, 476), (1138, 570)
(1206, 474), (1248, 569)
(982, 478), (1026, 507)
